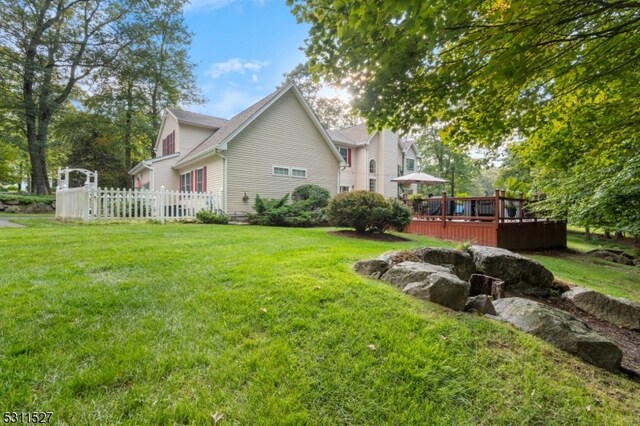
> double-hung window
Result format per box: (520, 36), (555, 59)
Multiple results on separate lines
(405, 158), (416, 173)
(195, 167), (206, 192)
(180, 172), (192, 192)
(162, 130), (176, 156)
(338, 147), (352, 167)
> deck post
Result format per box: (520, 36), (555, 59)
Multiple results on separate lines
(494, 189), (500, 228)
(441, 191), (447, 228)
(518, 191), (524, 223)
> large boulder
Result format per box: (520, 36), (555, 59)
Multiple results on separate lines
(402, 272), (470, 311)
(561, 286), (640, 330)
(468, 246), (554, 297)
(0, 200), (5, 211)
(410, 247), (476, 280)
(4, 205), (22, 213)
(587, 250), (635, 266)
(464, 294), (497, 315)
(378, 250), (422, 265)
(25, 202), (54, 213)
(493, 298), (622, 371)
(380, 261), (452, 289)
(353, 258), (392, 279)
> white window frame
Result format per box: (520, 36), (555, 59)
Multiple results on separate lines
(369, 159), (377, 174)
(291, 168), (307, 178)
(338, 147), (351, 167)
(369, 178), (376, 192)
(272, 166), (290, 177)
(195, 168), (205, 193)
(339, 185), (350, 193)
(406, 158), (416, 173)
(180, 172), (192, 192)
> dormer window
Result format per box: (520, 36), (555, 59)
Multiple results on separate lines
(406, 158), (415, 173)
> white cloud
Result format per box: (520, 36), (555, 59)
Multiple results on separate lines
(185, 0), (266, 11)
(184, 0), (236, 11)
(205, 58), (269, 79)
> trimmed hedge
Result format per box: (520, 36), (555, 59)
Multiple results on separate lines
(196, 210), (230, 224)
(326, 190), (412, 233)
(0, 193), (55, 205)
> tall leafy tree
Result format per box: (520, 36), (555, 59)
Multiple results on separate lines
(0, 0), (151, 194)
(282, 63), (358, 130)
(87, 0), (201, 180)
(288, 0), (640, 232)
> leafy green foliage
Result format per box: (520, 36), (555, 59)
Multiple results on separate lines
(291, 184), (331, 209)
(281, 63), (358, 130)
(289, 0), (640, 232)
(196, 210), (230, 225)
(247, 186), (329, 227)
(0, 193), (55, 205)
(326, 190), (412, 233)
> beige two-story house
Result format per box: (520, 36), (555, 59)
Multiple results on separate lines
(129, 83), (419, 215)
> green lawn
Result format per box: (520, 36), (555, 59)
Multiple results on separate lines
(529, 231), (640, 303)
(1, 222), (638, 424)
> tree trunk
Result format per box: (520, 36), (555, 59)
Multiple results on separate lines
(604, 228), (611, 239)
(614, 231), (623, 240)
(585, 226), (591, 240)
(123, 80), (133, 186)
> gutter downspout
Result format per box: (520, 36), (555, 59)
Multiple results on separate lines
(140, 161), (154, 191)
(214, 148), (228, 213)
(337, 164), (346, 193)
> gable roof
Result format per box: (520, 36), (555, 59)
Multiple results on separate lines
(175, 83), (345, 168)
(167, 108), (228, 129)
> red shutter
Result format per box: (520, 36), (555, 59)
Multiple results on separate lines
(347, 149), (352, 167)
(203, 166), (207, 192)
(162, 138), (166, 156)
(171, 130), (176, 154)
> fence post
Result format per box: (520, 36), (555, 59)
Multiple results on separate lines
(441, 191), (447, 228)
(494, 189), (500, 229)
(83, 183), (90, 224)
(518, 191), (524, 223)
(160, 186), (166, 224)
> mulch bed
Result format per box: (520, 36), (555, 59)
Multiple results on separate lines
(508, 291), (640, 381)
(329, 230), (413, 242)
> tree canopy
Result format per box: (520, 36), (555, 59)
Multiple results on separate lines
(0, 0), (200, 194)
(282, 62), (358, 130)
(289, 0), (640, 234)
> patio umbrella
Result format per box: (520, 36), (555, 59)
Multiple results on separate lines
(391, 172), (448, 185)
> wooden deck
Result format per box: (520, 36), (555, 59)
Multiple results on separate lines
(405, 191), (567, 250)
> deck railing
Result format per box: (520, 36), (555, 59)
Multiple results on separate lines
(406, 190), (538, 228)
(56, 185), (224, 223)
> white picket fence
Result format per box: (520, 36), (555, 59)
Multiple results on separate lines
(56, 186), (224, 223)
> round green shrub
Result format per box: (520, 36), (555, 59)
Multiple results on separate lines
(291, 184), (331, 210)
(326, 190), (411, 233)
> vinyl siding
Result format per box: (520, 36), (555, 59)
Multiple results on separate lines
(224, 90), (340, 214)
(153, 157), (180, 191)
(382, 129), (399, 198)
(155, 114), (178, 154)
(337, 144), (356, 190)
(178, 124), (216, 158)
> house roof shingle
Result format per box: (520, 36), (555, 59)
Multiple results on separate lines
(337, 123), (373, 144)
(167, 108), (228, 129)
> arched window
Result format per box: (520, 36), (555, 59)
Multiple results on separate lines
(369, 159), (377, 174)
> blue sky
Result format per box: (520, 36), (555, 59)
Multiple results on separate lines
(183, 0), (309, 118)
